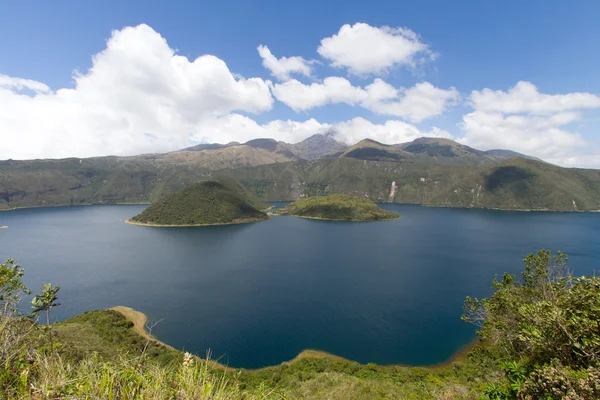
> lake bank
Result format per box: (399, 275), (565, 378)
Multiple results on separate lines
(270, 213), (400, 222)
(125, 215), (269, 228)
(3, 199), (600, 213)
(112, 305), (478, 372)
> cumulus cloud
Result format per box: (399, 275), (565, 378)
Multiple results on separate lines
(362, 81), (459, 122)
(0, 24), (273, 160)
(271, 77), (366, 110)
(458, 81), (600, 166)
(189, 114), (451, 146)
(330, 117), (451, 145)
(272, 78), (458, 122)
(257, 45), (314, 81)
(0, 75), (50, 93)
(471, 81), (600, 115)
(317, 23), (436, 75)
(190, 114), (328, 145)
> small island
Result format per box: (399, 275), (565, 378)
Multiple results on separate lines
(127, 176), (270, 227)
(0, 225), (7, 229)
(271, 194), (400, 221)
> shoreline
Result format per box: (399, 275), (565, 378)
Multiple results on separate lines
(0, 202), (151, 212)
(269, 213), (400, 222)
(125, 215), (269, 228)
(112, 305), (478, 372)
(2, 201), (598, 214)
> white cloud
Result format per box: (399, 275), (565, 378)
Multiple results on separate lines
(0, 24), (273, 160)
(190, 114), (327, 145)
(459, 111), (586, 160)
(317, 23), (436, 75)
(257, 45), (313, 81)
(190, 114), (450, 146)
(471, 81), (600, 115)
(362, 81), (459, 122)
(559, 151), (600, 169)
(0, 75), (50, 93)
(272, 78), (458, 122)
(271, 77), (366, 110)
(330, 117), (451, 145)
(458, 82), (600, 166)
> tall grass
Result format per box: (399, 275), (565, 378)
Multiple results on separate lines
(14, 351), (277, 400)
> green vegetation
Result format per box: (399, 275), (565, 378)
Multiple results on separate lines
(1, 251), (599, 398)
(272, 194), (399, 221)
(463, 250), (600, 398)
(428, 158), (600, 211)
(1, 137), (599, 212)
(129, 176), (269, 226)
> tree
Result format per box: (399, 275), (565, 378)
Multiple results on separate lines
(31, 283), (60, 326)
(0, 259), (30, 317)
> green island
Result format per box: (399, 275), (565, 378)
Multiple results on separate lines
(1, 250), (599, 399)
(127, 176), (270, 227)
(271, 193), (400, 221)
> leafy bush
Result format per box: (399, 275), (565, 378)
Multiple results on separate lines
(463, 250), (600, 398)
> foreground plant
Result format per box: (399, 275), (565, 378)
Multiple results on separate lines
(463, 250), (600, 399)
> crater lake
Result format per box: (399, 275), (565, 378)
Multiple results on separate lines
(1, 203), (599, 368)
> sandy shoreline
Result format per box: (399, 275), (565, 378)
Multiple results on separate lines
(112, 305), (476, 372)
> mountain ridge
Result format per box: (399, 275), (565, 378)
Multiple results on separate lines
(1, 136), (598, 212)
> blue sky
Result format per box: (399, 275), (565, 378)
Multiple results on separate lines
(1, 0), (599, 167)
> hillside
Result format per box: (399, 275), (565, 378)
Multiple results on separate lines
(1, 137), (598, 212)
(128, 177), (269, 226)
(484, 149), (543, 162)
(339, 139), (414, 162)
(41, 307), (492, 400)
(425, 158), (600, 211)
(272, 193), (399, 221)
(399, 137), (501, 165)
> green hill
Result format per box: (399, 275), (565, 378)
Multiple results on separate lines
(129, 177), (269, 226)
(425, 158), (600, 211)
(1, 137), (599, 212)
(272, 193), (399, 221)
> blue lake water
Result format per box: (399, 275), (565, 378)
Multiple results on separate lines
(1, 204), (599, 368)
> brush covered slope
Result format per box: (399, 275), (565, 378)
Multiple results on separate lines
(272, 193), (399, 221)
(129, 177), (269, 226)
(426, 158), (600, 211)
(2, 137), (599, 212)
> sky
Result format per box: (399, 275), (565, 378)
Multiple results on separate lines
(1, 1), (600, 168)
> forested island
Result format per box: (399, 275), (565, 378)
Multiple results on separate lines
(128, 176), (269, 226)
(272, 193), (400, 221)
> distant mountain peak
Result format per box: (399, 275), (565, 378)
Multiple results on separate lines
(285, 133), (348, 160)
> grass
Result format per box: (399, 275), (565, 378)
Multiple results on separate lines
(2, 144), (599, 212)
(271, 193), (400, 221)
(46, 308), (496, 399)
